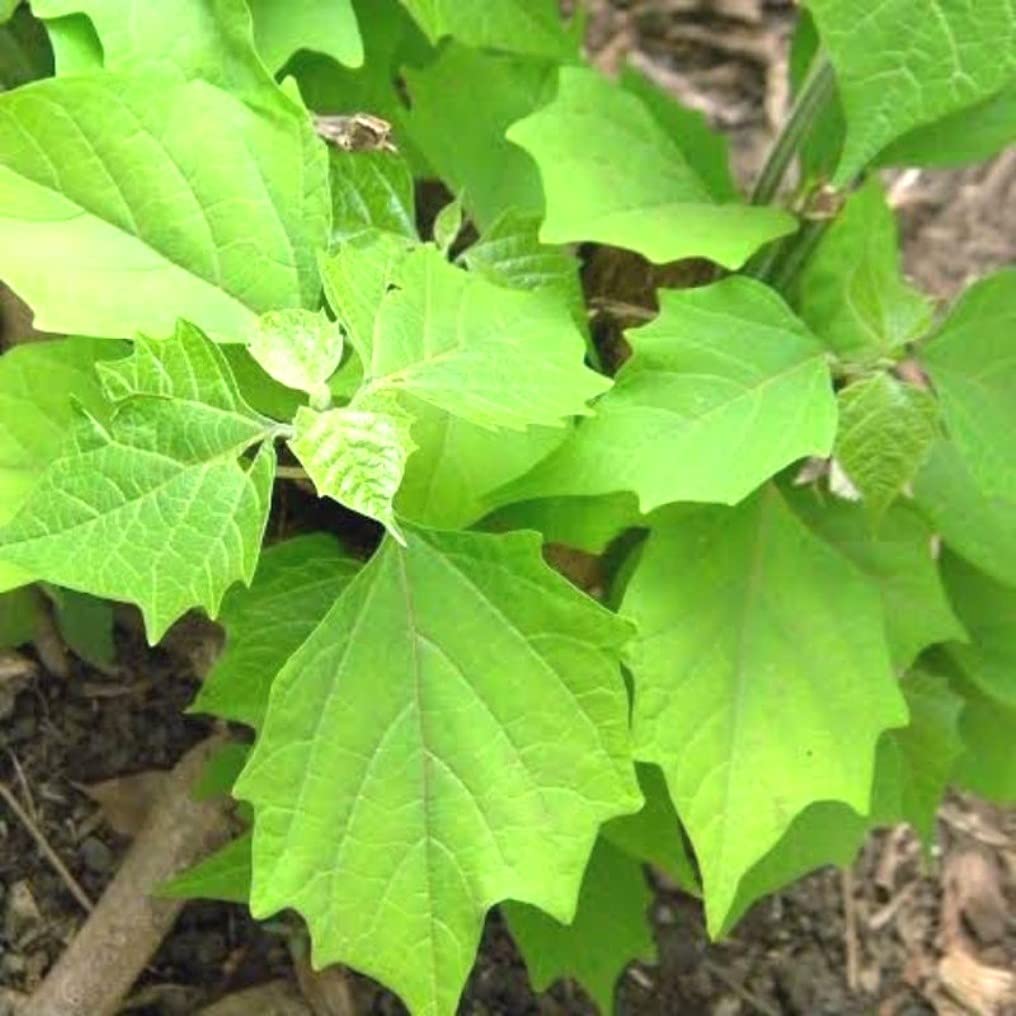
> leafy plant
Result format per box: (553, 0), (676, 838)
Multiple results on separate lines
(0, 1), (1013, 1012)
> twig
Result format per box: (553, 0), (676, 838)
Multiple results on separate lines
(842, 867), (860, 993)
(0, 780), (94, 913)
(276, 465), (311, 481)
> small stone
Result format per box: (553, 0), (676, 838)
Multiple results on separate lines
(3, 881), (42, 944)
(79, 835), (114, 875)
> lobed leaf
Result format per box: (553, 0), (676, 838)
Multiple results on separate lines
(248, 0), (363, 73)
(329, 149), (417, 244)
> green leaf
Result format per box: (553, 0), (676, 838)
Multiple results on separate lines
(160, 832), (253, 904)
(0, 1), (19, 24)
(461, 210), (585, 326)
(914, 440), (1016, 587)
(788, 493), (964, 669)
(806, 0), (1016, 183)
(0, 338), (120, 591)
(248, 0), (363, 73)
(326, 240), (610, 430)
(505, 837), (654, 1013)
(795, 179), (932, 360)
(834, 373), (939, 520)
(499, 278), (837, 511)
(402, 44), (552, 229)
(43, 13), (101, 73)
(950, 672), (1016, 804)
(876, 79), (1016, 169)
(289, 400), (415, 542)
(940, 552), (1016, 707)
(248, 310), (343, 403)
(397, 0), (578, 60)
(618, 66), (738, 202)
(329, 149), (417, 244)
(46, 587), (115, 667)
(234, 526), (641, 1016)
(192, 534), (360, 729)
(0, 587), (37, 649)
(432, 197), (463, 256)
(0, 72), (329, 341)
(194, 742), (250, 799)
(921, 270), (1016, 501)
(0, 324), (277, 641)
(396, 394), (567, 531)
(507, 67), (795, 269)
(0, 5), (52, 89)
(622, 488), (907, 933)
(222, 347), (307, 422)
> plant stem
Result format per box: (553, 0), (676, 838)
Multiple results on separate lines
(750, 56), (835, 207)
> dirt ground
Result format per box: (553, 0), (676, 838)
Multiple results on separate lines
(2, 1), (1015, 1014)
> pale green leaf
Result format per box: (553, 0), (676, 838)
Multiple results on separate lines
(619, 65), (738, 202)
(921, 269), (1016, 501)
(505, 837), (654, 1013)
(0, 325), (277, 640)
(289, 400), (415, 542)
(0, 1), (19, 24)
(234, 526), (641, 1016)
(876, 80), (1016, 169)
(397, 0), (578, 60)
(160, 833), (252, 903)
(248, 310), (343, 402)
(795, 179), (932, 359)
(941, 552), (1016, 707)
(622, 488), (907, 933)
(192, 534), (360, 729)
(834, 372), (940, 520)
(0, 71), (329, 341)
(402, 44), (552, 229)
(806, 0), (1016, 183)
(43, 13), (101, 73)
(914, 440), (1016, 587)
(329, 149), (417, 244)
(432, 197), (463, 255)
(507, 67), (795, 269)
(329, 240), (610, 430)
(789, 492), (965, 669)
(499, 278), (837, 511)
(249, 0), (363, 73)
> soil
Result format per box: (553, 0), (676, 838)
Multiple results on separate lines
(2, 2), (1015, 1014)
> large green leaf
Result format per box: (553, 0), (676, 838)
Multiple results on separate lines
(0, 338), (120, 591)
(191, 534), (360, 729)
(921, 270), (1016, 501)
(234, 526), (641, 1016)
(505, 837), (654, 1013)
(402, 44), (552, 229)
(806, 0), (1016, 183)
(914, 440), (1016, 587)
(289, 400), (415, 541)
(622, 488), (907, 933)
(834, 373), (939, 521)
(0, 71), (329, 341)
(499, 278), (837, 511)
(0, 324), (277, 640)
(507, 67), (795, 269)
(941, 552), (1016, 707)
(329, 149), (417, 244)
(396, 0), (578, 60)
(248, 0), (362, 73)
(795, 179), (932, 360)
(324, 239), (609, 430)
(789, 493), (964, 669)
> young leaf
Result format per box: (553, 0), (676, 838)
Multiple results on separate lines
(234, 526), (641, 1016)
(191, 534), (360, 729)
(795, 179), (932, 360)
(329, 149), (417, 243)
(834, 373), (939, 521)
(328, 240), (610, 430)
(622, 488), (907, 934)
(499, 278), (837, 511)
(940, 552), (1016, 707)
(396, 0), (578, 60)
(506, 67), (795, 269)
(248, 0), (363, 73)
(921, 270), (1016, 502)
(289, 400), (415, 542)
(432, 196), (463, 255)
(0, 72), (329, 340)
(806, 0), (1016, 183)
(160, 832), (253, 904)
(248, 310), (343, 403)
(0, 338), (121, 591)
(0, 324), (277, 641)
(788, 493), (965, 670)
(402, 44), (552, 229)
(505, 838), (655, 1013)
